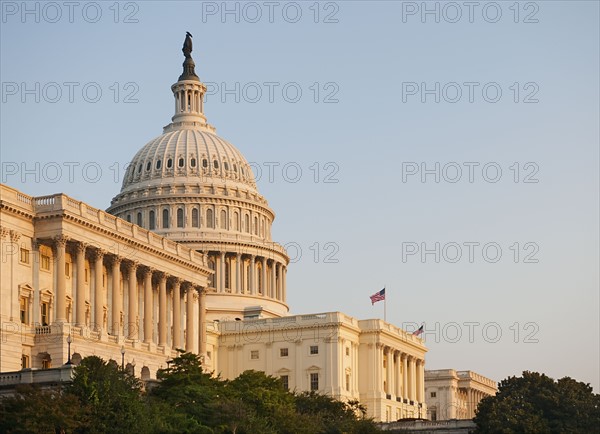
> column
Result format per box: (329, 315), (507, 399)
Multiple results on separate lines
(143, 268), (153, 344)
(270, 260), (276, 298)
(395, 352), (402, 399)
(219, 252), (225, 292)
(54, 236), (68, 323)
(409, 357), (416, 401)
(185, 285), (195, 352)
(402, 354), (408, 400)
(93, 249), (104, 331)
(249, 255), (256, 294)
(385, 348), (392, 397)
(75, 242), (86, 327)
(276, 263), (282, 299)
(416, 359), (422, 402)
(172, 278), (181, 349)
(235, 253), (242, 293)
(158, 272), (167, 347)
(127, 262), (138, 339)
(111, 256), (122, 336)
(198, 288), (207, 356)
(282, 266), (287, 301)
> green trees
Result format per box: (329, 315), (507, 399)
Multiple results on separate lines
(474, 371), (600, 433)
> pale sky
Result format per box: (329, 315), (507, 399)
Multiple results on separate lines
(1, 1), (598, 391)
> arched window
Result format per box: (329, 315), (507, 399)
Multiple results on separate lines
(126, 214), (131, 223)
(213, 160), (219, 169)
(137, 212), (143, 227)
(220, 210), (227, 229)
(191, 208), (199, 228)
(254, 216), (258, 235)
(162, 209), (169, 229)
(178, 158), (185, 168)
(224, 162), (229, 171)
(233, 211), (240, 231)
(191, 158), (197, 168)
(177, 208), (184, 228)
(156, 160), (162, 170)
(137, 164), (142, 173)
(206, 209), (214, 229)
(149, 210), (156, 230)
(261, 218), (265, 237)
(244, 214), (250, 233)
(146, 162), (151, 171)
(167, 158), (173, 169)
(202, 159), (208, 168)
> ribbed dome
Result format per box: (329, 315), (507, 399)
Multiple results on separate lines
(121, 128), (257, 194)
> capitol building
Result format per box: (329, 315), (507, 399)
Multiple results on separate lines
(0, 36), (435, 422)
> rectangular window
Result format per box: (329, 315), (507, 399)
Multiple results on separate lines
(280, 375), (289, 391)
(65, 262), (71, 277)
(310, 373), (319, 391)
(346, 373), (350, 391)
(280, 348), (289, 357)
(21, 355), (29, 369)
(310, 345), (319, 355)
(41, 359), (51, 369)
(20, 297), (29, 324)
(41, 302), (49, 326)
(40, 254), (50, 271)
(345, 347), (350, 356)
(85, 268), (89, 283)
(431, 409), (437, 421)
(431, 392), (437, 398)
(20, 248), (30, 264)
(250, 350), (259, 360)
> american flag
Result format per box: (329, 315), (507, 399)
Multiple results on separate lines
(369, 288), (386, 305)
(413, 325), (424, 336)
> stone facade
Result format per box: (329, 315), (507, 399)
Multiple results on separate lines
(424, 369), (497, 420)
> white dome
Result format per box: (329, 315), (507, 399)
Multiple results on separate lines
(121, 128), (257, 194)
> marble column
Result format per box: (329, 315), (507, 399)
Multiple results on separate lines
(172, 278), (182, 349)
(219, 252), (225, 292)
(282, 266), (287, 301)
(127, 262), (138, 339)
(143, 268), (153, 344)
(416, 359), (422, 402)
(395, 352), (402, 398)
(93, 249), (105, 331)
(270, 260), (276, 298)
(75, 242), (87, 327)
(385, 348), (393, 397)
(185, 285), (195, 352)
(276, 263), (282, 299)
(249, 255), (256, 294)
(261, 257), (267, 296)
(235, 253), (242, 293)
(54, 236), (68, 323)
(402, 354), (408, 400)
(111, 256), (122, 336)
(198, 288), (207, 356)
(409, 357), (416, 401)
(158, 272), (167, 347)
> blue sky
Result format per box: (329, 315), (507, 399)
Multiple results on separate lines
(1, 1), (598, 391)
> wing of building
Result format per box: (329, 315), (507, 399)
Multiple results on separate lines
(0, 36), (428, 422)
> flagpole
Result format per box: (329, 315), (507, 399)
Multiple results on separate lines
(384, 285), (387, 322)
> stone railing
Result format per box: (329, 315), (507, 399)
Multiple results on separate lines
(0, 184), (205, 266)
(457, 370), (497, 389)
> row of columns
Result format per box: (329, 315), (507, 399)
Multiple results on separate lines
(467, 389), (489, 418)
(211, 252), (287, 301)
(380, 344), (425, 403)
(51, 236), (207, 355)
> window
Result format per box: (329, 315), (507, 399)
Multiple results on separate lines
(177, 208), (184, 228)
(254, 216), (258, 235)
(20, 297), (29, 324)
(156, 159), (162, 170)
(146, 162), (151, 171)
(430, 409), (437, 421)
(310, 345), (319, 355)
(233, 211), (239, 231)
(192, 208), (199, 227)
(213, 160), (219, 169)
(137, 212), (143, 226)
(220, 210), (227, 229)
(21, 354), (29, 369)
(41, 359), (51, 369)
(202, 159), (208, 168)
(280, 348), (289, 357)
(65, 262), (70, 277)
(346, 373), (350, 391)
(162, 209), (169, 229)
(149, 210), (156, 230)
(40, 254), (50, 271)
(244, 215), (250, 233)
(178, 158), (185, 168)
(20, 248), (30, 264)
(225, 260), (230, 290)
(310, 373), (319, 391)
(206, 209), (214, 228)
(126, 214), (131, 223)
(346, 347), (350, 356)
(191, 158), (197, 168)
(280, 375), (289, 391)
(233, 164), (237, 173)
(431, 392), (437, 398)
(250, 350), (259, 360)
(41, 302), (49, 326)
(138, 164), (143, 173)
(224, 162), (229, 171)
(167, 158), (173, 169)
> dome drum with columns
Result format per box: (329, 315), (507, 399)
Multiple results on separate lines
(107, 35), (289, 320)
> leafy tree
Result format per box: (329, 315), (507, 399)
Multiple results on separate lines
(474, 371), (600, 433)
(0, 384), (81, 434)
(67, 355), (154, 433)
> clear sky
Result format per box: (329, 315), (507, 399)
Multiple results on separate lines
(1, 1), (598, 391)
